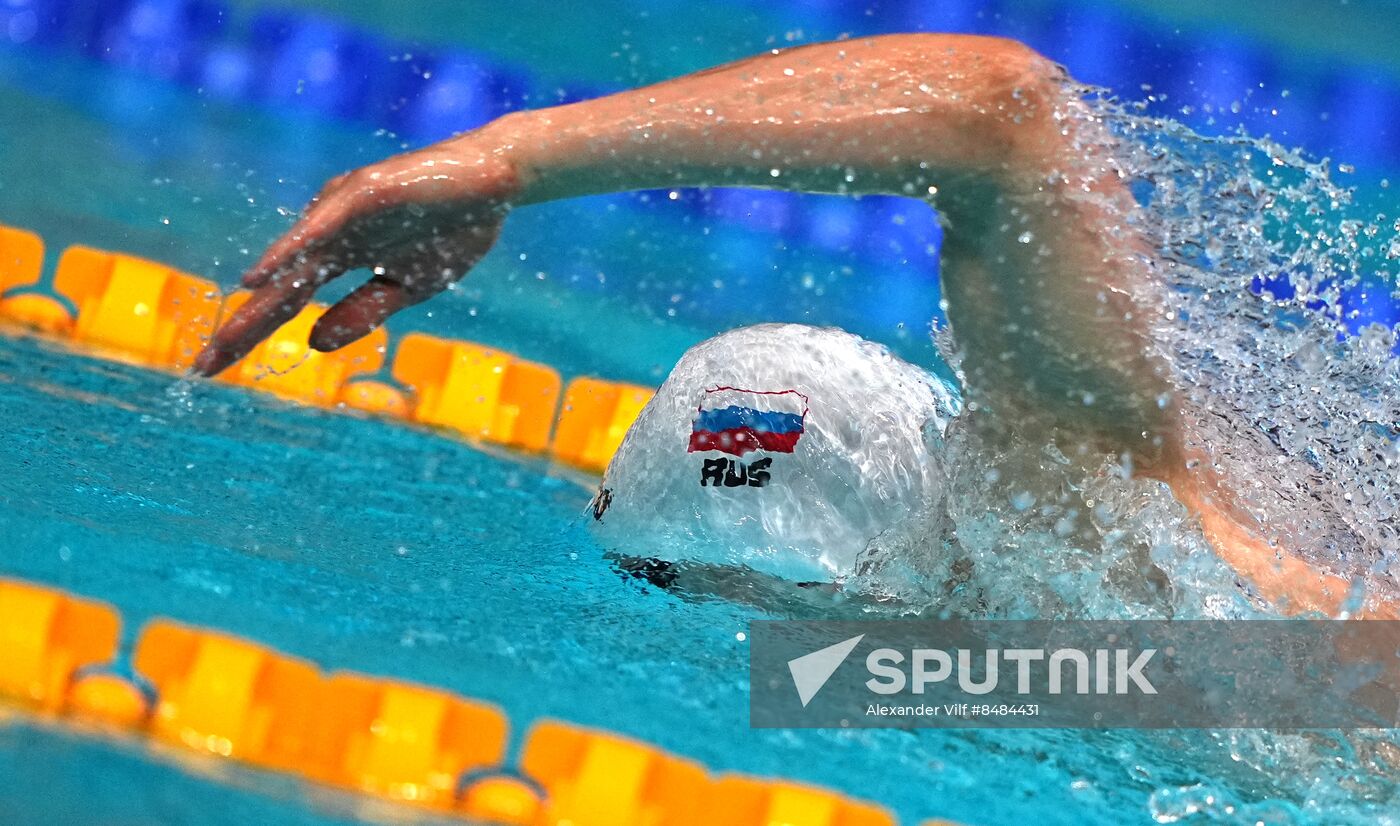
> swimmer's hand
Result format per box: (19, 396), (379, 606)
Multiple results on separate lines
(193, 143), (519, 376)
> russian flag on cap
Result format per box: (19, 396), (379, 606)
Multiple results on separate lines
(688, 386), (808, 457)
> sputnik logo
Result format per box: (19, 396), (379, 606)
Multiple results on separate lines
(787, 634), (865, 708)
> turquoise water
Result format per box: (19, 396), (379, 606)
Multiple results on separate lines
(0, 327), (1166, 826)
(8, 328), (1356, 824)
(4, 18), (1400, 826)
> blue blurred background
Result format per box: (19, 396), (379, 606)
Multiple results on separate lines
(1, 0), (1397, 378)
(7, 0), (1397, 163)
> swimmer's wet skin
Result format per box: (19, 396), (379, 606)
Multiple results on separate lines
(195, 33), (1391, 619)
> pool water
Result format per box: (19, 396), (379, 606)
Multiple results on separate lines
(0, 323), (1173, 826)
(4, 10), (1400, 826)
(13, 325), (1372, 825)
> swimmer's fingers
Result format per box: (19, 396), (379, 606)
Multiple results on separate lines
(244, 149), (516, 290)
(308, 222), (501, 351)
(242, 180), (360, 290)
(193, 267), (323, 377)
(244, 157), (451, 289)
(308, 277), (431, 351)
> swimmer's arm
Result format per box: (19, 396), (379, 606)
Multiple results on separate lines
(496, 36), (1163, 437)
(195, 33), (1088, 374)
(499, 33), (1057, 203)
(488, 33), (1170, 455)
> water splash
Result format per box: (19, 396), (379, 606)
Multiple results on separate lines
(1103, 94), (1400, 610)
(849, 85), (1399, 625)
(838, 86), (1400, 823)
(160, 375), (199, 417)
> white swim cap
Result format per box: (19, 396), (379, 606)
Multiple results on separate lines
(591, 323), (959, 580)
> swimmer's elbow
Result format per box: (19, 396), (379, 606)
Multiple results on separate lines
(974, 45), (1094, 188)
(980, 45), (1074, 137)
(894, 35), (1077, 181)
(903, 33), (1071, 107)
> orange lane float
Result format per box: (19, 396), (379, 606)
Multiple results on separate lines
(215, 292), (389, 407)
(303, 672), (509, 808)
(0, 576), (965, 825)
(0, 224), (72, 333)
(706, 775), (898, 826)
(549, 377), (654, 472)
(0, 225), (43, 291)
(0, 227), (661, 474)
(457, 775), (544, 825)
(337, 378), (411, 418)
(513, 720), (709, 826)
(133, 620), (321, 770)
(52, 245), (222, 369)
(66, 670), (152, 730)
(391, 332), (561, 451)
(0, 578), (120, 712)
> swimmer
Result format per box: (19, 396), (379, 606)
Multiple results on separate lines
(192, 34), (1387, 618)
